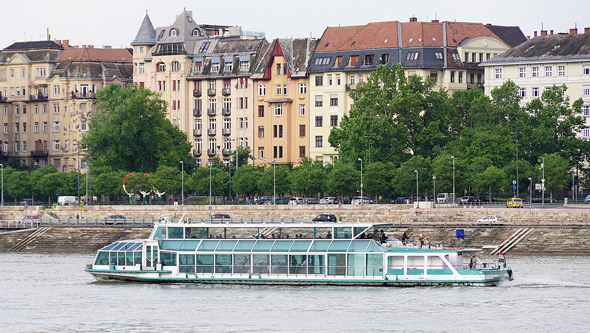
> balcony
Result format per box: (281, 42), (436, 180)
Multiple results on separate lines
(193, 149), (202, 157)
(0, 151), (9, 159)
(207, 88), (216, 96)
(222, 87), (231, 96)
(222, 128), (231, 136)
(207, 149), (216, 156)
(193, 89), (202, 97)
(207, 108), (216, 117)
(30, 150), (48, 157)
(208, 128), (216, 136)
(222, 108), (231, 116)
(193, 129), (202, 137)
(71, 91), (95, 99)
(30, 94), (48, 101)
(222, 149), (231, 156)
(345, 83), (357, 91)
(0, 96), (7, 103)
(193, 108), (202, 117)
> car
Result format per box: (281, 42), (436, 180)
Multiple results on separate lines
(312, 214), (337, 222)
(211, 214), (231, 219)
(105, 215), (127, 225)
(506, 198), (524, 208)
(304, 198), (319, 204)
(288, 197), (304, 205)
(391, 197), (407, 204)
(480, 195), (498, 203)
(319, 197), (335, 204)
(460, 196), (480, 204)
(20, 216), (40, 225)
(477, 215), (505, 224)
(351, 196), (372, 204)
(585, 195), (590, 204)
(20, 198), (41, 206)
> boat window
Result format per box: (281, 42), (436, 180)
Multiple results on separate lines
(271, 240), (294, 252)
(252, 240), (275, 252)
(179, 240), (201, 251)
(216, 240), (238, 251)
(309, 240), (331, 252)
(127, 243), (142, 251)
(366, 253), (383, 276)
(112, 242), (129, 251)
(327, 254), (346, 275)
(110, 252), (117, 265)
(354, 227), (368, 238)
(215, 254), (232, 273)
(161, 252), (177, 266)
(126, 252), (134, 265)
(179, 254), (195, 265)
(347, 240), (370, 252)
(289, 255), (307, 274)
(290, 240), (312, 252)
(366, 241), (385, 252)
(407, 256), (425, 270)
(347, 253), (365, 276)
(234, 240), (256, 252)
(168, 227), (184, 239)
(233, 254), (251, 273)
(153, 227), (167, 240)
(118, 252), (125, 265)
(102, 242), (120, 251)
(252, 255), (270, 274)
(94, 251), (109, 265)
(328, 240), (351, 252)
(334, 227), (352, 239)
(134, 251), (142, 265)
(161, 240), (183, 250)
(196, 254), (214, 273)
(185, 227), (206, 239)
(134, 244), (143, 251)
(197, 240), (220, 251)
(308, 255), (325, 274)
(271, 255), (288, 274)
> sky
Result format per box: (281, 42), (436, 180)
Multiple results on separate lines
(2, 0), (589, 49)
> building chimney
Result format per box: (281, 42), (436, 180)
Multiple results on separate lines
(541, 30), (547, 36)
(409, 16), (418, 22)
(550, 30), (554, 35)
(431, 19), (439, 23)
(534, 31), (537, 37)
(62, 40), (69, 48)
(570, 28), (578, 35)
(585, 27), (590, 34)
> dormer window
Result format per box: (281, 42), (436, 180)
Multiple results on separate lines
(157, 30), (165, 41)
(364, 55), (374, 66)
(187, 16), (192, 23)
(406, 52), (419, 61)
(434, 52), (443, 60)
(191, 28), (201, 36)
(199, 42), (211, 53)
(170, 29), (178, 37)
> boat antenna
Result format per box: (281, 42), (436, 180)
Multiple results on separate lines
(178, 209), (188, 224)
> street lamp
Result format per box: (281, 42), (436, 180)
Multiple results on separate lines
(433, 175), (436, 208)
(209, 162), (212, 218)
(414, 170), (419, 203)
(451, 156), (455, 204)
(180, 160), (184, 206)
(272, 159), (276, 205)
(363, 136), (375, 164)
(72, 143), (81, 205)
(528, 177), (532, 208)
(511, 132), (522, 197)
(0, 163), (3, 206)
(539, 157), (545, 207)
(358, 158), (363, 201)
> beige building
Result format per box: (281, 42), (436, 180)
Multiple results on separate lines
(250, 38), (317, 165)
(0, 40), (132, 170)
(131, 10), (266, 166)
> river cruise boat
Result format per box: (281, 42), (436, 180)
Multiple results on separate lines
(85, 218), (513, 286)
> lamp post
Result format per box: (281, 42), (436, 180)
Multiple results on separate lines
(540, 157), (545, 207)
(528, 177), (532, 208)
(414, 170), (419, 203)
(433, 175), (436, 208)
(180, 161), (184, 206)
(209, 162), (212, 218)
(572, 170), (575, 202)
(358, 158), (363, 201)
(451, 156), (455, 204)
(0, 163), (3, 206)
(363, 136), (375, 164)
(272, 159), (276, 205)
(511, 132), (522, 197)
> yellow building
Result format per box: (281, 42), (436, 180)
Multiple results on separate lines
(0, 40), (132, 170)
(250, 38), (317, 165)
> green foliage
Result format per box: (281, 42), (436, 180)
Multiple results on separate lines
(289, 158), (326, 196)
(364, 162), (393, 198)
(392, 156), (432, 196)
(326, 160), (359, 196)
(232, 165), (260, 197)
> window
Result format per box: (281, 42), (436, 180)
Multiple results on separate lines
(450, 71), (455, 83)
(53, 85), (60, 95)
(43, 122), (47, 132)
(458, 72), (463, 83)
(315, 95), (323, 107)
(299, 104), (306, 116)
(53, 140), (60, 150)
(328, 75), (333, 86)
(532, 87), (540, 97)
(239, 61), (249, 71)
(283, 84), (287, 95)
(336, 74), (341, 85)
(470, 73), (475, 84)
(279, 146), (283, 158)
(15, 141), (19, 152)
(208, 119), (216, 130)
(22, 122), (26, 133)
(558, 65), (566, 76)
(335, 56), (343, 67)
(258, 105), (264, 117)
(273, 125), (283, 138)
(276, 84), (281, 95)
(258, 126), (265, 138)
(584, 129), (590, 138)
(224, 61), (233, 72)
(330, 95), (338, 106)
(15, 106), (19, 114)
(53, 121), (60, 132)
(381, 53), (390, 64)
(171, 61), (180, 72)
(194, 61), (203, 72)
(532, 67), (539, 77)
(22, 141), (26, 152)
(81, 120), (87, 131)
(314, 57), (331, 65)
(299, 146), (305, 158)
(519, 87), (526, 97)
(430, 72), (438, 82)
(349, 55), (359, 66)
(258, 85), (266, 96)
(452, 53), (461, 61)
(583, 106), (590, 116)
(223, 118), (231, 130)
(223, 98), (231, 111)
(239, 118), (244, 129)
(364, 54), (374, 65)
(495, 68), (503, 79)
(34, 122), (39, 133)
(14, 122), (19, 133)
(434, 52), (443, 60)
(299, 125), (305, 137)
(299, 83), (306, 94)
(477, 73), (482, 83)
(3, 107), (6, 115)
(583, 67), (590, 75)
(330, 115), (338, 127)
(519, 67), (526, 78)
(545, 66), (552, 77)
(315, 116), (323, 127)
(406, 52), (419, 61)
(274, 104), (282, 116)
(211, 62), (220, 72)
(170, 28), (177, 36)
(583, 86), (590, 96)
(350, 75), (355, 85)
(315, 136), (323, 148)
(208, 98), (216, 110)
(158, 62), (166, 72)
(276, 63), (281, 75)
(199, 42), (211, 53)
(472, 53), (477, 63)
(315, 75), (323, 86)
(258, 147), (265, 159)
(21, 68), (25, 78)
(3, 123), (6, 133)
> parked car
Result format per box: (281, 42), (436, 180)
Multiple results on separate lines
(20, 216), (40, 225)
(351, 196), (372, 204)
(459, 196), (480, 204)
(304, 198), (319, 204)
(312, 214), (337, 222)
(477, 215), (505, 224)
(211, 214), (231, 219)
(506, 198), (524, 208)
(391, 197), (407, 204)
(584, 195), (590, 204)
(319, 197), (335, 204)
(105, 215), (127, 225)
(20, 198), (41, 206)
(288, 197), (304, 205)
(480, 195), (498, 203)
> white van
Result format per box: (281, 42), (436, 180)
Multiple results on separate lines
(288, 197), (304, 205)
(437, 193), (455, 204)
(58, 196), (79, 206)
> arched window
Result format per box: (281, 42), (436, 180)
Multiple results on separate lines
(157, 62), (166, 72)
(171, 61), (180, 72)
(191, 28), (201, 36)
(170, 28), (178, 37)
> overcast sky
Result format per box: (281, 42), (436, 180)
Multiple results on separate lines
(2, 0), (589, 49)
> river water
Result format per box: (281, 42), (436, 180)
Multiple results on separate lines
(0, 253), (589, 332)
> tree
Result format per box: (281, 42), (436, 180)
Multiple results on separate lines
(289, 158), (326, 197)
(537, 153), (569, 202)
(6, 171), (31, 201)
(392, 156), (431, 197)
(364, 162), (393, 199)
(232, 165), (261, 199)
(326, 161), (359, 197)
(83, 84), (193, 173)
(472, 166), (506, 197)
(258, 164), (290, 199)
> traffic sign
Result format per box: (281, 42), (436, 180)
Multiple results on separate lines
(512, 180), (516, 185)
(513, 185), (516, 190)
(541, 179), (545, 183)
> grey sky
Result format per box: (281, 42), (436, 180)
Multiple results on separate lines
(2, 0), (589, 49)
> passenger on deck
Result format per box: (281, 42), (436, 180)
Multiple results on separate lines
(326, 231), (332, 239)
(416, 234), (424, 248)
(380, 230), (387, 244)
(359, 233), (365, 239)
(469, 255), (477, 269)
(423, 236), (432, 249)
(401, 232), (409, 245)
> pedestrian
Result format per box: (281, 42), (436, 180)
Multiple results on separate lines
(470, 255), (477, 269)
(76, 213), (79, 219)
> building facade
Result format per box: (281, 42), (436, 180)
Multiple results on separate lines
(481, 28), (590, 138)
(251, 38), (317, 166)
(307, 18), (526, 163)
(0, 40), (132, 171)
(131, 10), (266, 166)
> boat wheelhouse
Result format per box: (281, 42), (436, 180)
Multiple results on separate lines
(86, 219), (513, 286)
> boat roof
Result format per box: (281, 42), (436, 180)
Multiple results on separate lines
(155, 219), (393, 229)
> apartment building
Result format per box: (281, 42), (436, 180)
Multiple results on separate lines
(131, 10), (266, 166)
(307, 18), (526, 163)
(250, 38), (317, 166)
(481, 28), (590, 138)
(0, 40), (132, 170)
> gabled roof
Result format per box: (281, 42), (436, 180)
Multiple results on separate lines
(445, 21), (509, 47)
(252, 38), (317, 79)
(316, 22), (398, 52)
(57, 48), (132, 62)
(131, 13), (157, 46)
(484, 25), (527, 48)
(3, 40), (63, 51)
(400, 22), (443, 47)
